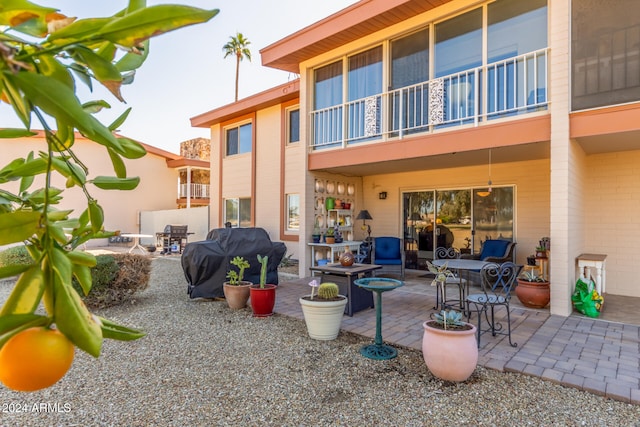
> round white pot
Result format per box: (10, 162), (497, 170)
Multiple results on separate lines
(299, 295), (348, 340)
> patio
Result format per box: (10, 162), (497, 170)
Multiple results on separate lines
(275, 268), (640, 403)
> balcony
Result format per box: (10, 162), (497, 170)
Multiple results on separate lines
(310, 49), (548, 149)
(179, 183), (210, 199)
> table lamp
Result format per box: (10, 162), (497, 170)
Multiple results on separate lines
(356, 210), (373, 241)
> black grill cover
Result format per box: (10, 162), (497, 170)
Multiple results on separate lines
(182, 227), (286, 299)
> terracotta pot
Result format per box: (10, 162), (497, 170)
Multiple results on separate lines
(422, 320), (478, 382)
(223, 281), (251, 309)
(250, 284), (277, 317)
(299, 295), (348, 340)
(325, 237), (335, 244)
(515, 279), (550, 309)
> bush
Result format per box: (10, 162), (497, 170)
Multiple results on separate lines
(0, 245), (33, 268)
(74, 254), (152, 309)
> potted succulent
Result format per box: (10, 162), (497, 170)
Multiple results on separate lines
(299, 280), (348, 340)
(422, 309), (478, 382)
(324, 227), (335, 244)
(312, 226), (321, 243)
(249, 254), (277, 317)
(223, 256), (252, 309)
(515, 269), (550, 309)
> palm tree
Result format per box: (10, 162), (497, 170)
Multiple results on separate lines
(223, 32), (252, 102)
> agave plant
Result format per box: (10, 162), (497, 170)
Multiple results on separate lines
(0, 1), (218, 359)
(432, 309), (467, 330)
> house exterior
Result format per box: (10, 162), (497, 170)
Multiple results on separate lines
(193, 0), (640, 317)
(2, 132), (209, 245)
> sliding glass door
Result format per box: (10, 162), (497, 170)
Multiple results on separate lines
(402, 186), (513, 270)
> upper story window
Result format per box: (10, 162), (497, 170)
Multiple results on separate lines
(572, 0), (640, 110)
(435, 8), (482, 77)
(226, 122), (252, 156)
(287, 108), (300, 144)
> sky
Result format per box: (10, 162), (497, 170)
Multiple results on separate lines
(1, 0), (357, 154)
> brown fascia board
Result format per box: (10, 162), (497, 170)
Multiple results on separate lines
(191, 80), (299, 128)
(260, 0), (448, 73)
(166, 157), (209, 169)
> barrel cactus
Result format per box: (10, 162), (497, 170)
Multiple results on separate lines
(318, 282), (339, 299)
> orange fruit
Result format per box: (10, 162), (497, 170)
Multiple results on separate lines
(0, 327), (75, 392)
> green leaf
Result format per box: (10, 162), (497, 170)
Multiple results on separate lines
(0, 263), (32, 280)
(87, 200), (103, 233)
(0, 265), (43, 316)
(117, 137), (146, 159)
(82, 100), (111, 114)
(1, 73), (31, 128)
(98, 316), (146, 341)
(0, 129), (36, 139)
(107, 147), (127, 178)
(0, 211), (40, 245)
(0, 1), (57, 36)
(72, 264), (92, 296)
(108, 107), (132, 131)
(96, 5), (219, 48)
(67, 250), (97, 267)
(92, 176), (140, 190)
(49, 248), (102, 357)
(10, 72), (124, 153)
(38, 54), (74, 90)
(116, 40), (149, 72)
(46, 17), (112, 44)
(68, 45), (124, 101)
(7, 156), (48, 178)
(0, 314), (49, 349)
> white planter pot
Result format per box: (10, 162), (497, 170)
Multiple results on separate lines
(299, 295), (348, 340)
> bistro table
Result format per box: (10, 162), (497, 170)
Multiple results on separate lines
(354, 277), (404, 360)
(121, 233), (154, 254)
(308, 263), (381, 316)
(431, 259), (490, 310)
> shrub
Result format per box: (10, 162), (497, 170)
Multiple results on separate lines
(0, 246), (33, 268)
(74, 254), (151, 309)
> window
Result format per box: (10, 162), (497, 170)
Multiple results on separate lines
(226, 122), (252, 156)
(313, 60), (343, 146)
(224, 198), (251, 227)
(347, 46), (383, 141)
(286, 194), (300, 231)
(287, 108), (300, 144)
(435, 8), (482, 77)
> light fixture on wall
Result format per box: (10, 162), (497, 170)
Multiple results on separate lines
(378, 191), (387, 200)
(477, 148), (493, 197)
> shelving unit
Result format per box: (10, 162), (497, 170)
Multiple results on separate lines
(327, 209), (354, 241)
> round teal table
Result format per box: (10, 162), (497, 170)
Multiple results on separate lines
(354, 277), (404, 360)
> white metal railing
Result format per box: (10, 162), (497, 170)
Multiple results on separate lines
(179, 183), (210, 199)
(310, 48), (549, 149)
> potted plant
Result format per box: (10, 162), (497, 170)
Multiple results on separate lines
(312, 226), (321, 243)
(422, 310), (478, 382)
(299, 280), (348, 340)
(515, 269), (550, 309)
(249, 254), (277, 317)
(223, 256), (252, 309)
(324, 228), (335, 244)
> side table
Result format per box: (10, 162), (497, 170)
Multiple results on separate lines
(354, 277), (404, 360)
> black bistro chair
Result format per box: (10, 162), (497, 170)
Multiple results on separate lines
(465, 262), (521, 348)
(433, 247), (467, 311)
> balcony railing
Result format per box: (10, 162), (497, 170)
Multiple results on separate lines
(179, 183), (210, 199)
(310, 48), (549, 149)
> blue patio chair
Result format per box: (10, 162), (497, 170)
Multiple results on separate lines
(372, 237), (405, 279)
(466, 262), (521, 348)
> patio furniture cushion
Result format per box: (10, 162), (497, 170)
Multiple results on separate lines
(372, 237), (405, 279)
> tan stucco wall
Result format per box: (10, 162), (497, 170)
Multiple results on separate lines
(2, 135), (179, 245)
(585, 150), (640, 297)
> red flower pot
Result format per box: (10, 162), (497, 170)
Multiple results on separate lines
(250, 284), (277, 317)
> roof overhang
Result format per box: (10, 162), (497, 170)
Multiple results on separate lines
(190, 80), (299, 128)
(166, 158), (209, 169)
(260, 0), (450, 73)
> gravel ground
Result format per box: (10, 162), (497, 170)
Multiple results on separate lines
(1, 257), (640, 426)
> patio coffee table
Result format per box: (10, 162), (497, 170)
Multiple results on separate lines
(308, 263), (381, 316)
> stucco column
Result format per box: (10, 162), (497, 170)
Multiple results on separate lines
(549, 0), (584, 316)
